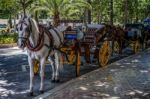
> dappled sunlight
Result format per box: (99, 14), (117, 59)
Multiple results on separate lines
(132, 65), (137, 68)
(78, 76), (87, 80)
(113, 86), (121, 93)
(94, 81), (107, 87)
(124, 62), (131, 65)
(110, 69), (118, 72)
(0, 79), (29, 98)
(140, 70), (149, 73)
(114, 63), (121, 66)
(125, 89), (149, 97)
(0, 80), (16, 86)
(1, 69), (6, 73)
(143, 92), (150, 96)
(134, 90), (143, 94)
(120, 65), (125, 68)
(131, 59), (140, 63)
(0, 63), (3, 66)
(107, 96), (121, 99)
(99, 93), (110, 97)
(125, 91), (136, 96)
(79, 86), (88, 91)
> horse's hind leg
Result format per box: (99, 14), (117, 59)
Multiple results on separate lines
(54, 51), (60, 82)
(39, 59), (46, 93)
(48, 57), (55, 82)
(28, 57), (34, 96)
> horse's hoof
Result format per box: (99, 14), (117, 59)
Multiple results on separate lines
(55, 79), (60, 83)
(51, 79), (55, 83)
(40, 90), (44, 94)
(29, 92), (34, 96)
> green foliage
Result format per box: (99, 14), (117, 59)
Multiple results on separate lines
(0, 0), (19, 18)
(0, 33), (18, 44)
(0, 0), (150, 24)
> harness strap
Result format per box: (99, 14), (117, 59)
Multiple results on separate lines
(52, 28), (64, 46)
(26, 33), (44, 51)
(26, 24), (53, 52)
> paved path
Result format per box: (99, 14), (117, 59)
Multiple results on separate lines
(34, 49), (150, 99)
(0, 47), (135, 99)
(0, 47), (99, 99)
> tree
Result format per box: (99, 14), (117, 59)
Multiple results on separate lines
(16, 0), (34, 16)
(32, 0), (91, 26)
(0, 0), (19, 27)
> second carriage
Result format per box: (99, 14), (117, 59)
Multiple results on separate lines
(61, 23), (115, 76)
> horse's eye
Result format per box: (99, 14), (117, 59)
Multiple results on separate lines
(15, 27), (18, 31)
(15, 24), (18, 31)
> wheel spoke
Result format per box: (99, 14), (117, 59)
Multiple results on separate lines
(98, 41), (111, 67)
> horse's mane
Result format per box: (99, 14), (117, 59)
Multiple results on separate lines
(96, 27), (105, 35)
(29, 18), (39, 34)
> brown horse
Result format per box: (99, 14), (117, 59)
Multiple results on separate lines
(95, 24), (126, 54)
(111, 25), (126, 54)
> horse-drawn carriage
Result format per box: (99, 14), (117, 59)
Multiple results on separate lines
(16, 17), (124, 94)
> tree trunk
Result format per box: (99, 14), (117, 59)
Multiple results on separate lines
(110, 0), (113, 25)
(21, 0), (26, 16)
(23, 8), (26, 16)
(83, 9), (87, 25)
(8, 14), (12, 28)
(53, 11), (60, 27)
(124, 0), (128, 24)
(87, 0), (91, 24)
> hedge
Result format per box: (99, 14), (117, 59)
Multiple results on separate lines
(0, 33), (17, 44)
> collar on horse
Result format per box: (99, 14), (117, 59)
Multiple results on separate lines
(26, 24), (53, 52)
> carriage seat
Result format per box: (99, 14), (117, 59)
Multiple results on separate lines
(64, 30), (78, 40)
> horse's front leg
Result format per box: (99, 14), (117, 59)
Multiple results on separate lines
(39, 58), (46, 93)
(28, 57), (34, 96)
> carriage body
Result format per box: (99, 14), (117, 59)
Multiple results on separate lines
(60, 23), (113, 76)
(125, 24), (143, 40)
(123, 23), (144, 53)
(80, 24), (112, 67)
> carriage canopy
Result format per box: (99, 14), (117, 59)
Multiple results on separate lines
(144, 18), (150, 22)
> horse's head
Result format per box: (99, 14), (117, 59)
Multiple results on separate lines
(16, 16), (31, 49)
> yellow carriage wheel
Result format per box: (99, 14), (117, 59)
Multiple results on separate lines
(134, 40), (140, 53)
(33, 60), (39, 75)
(98, 41), (112, 67)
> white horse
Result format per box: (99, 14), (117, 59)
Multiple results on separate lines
(16, 16), (66, 95)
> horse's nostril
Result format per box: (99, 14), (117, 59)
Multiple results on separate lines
(21, 43), (24, 47)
